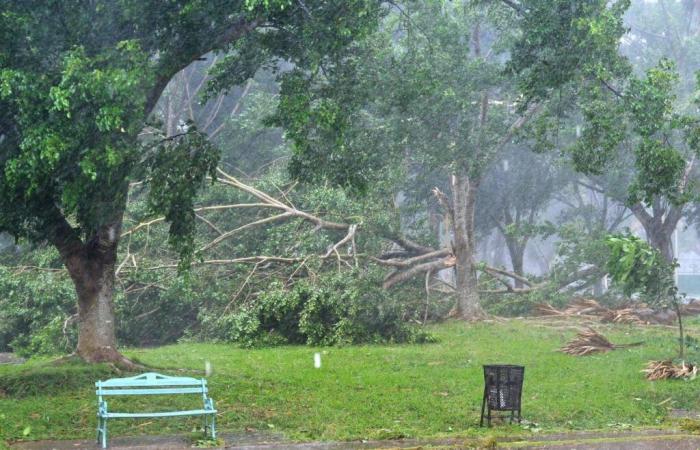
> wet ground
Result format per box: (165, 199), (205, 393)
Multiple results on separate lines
(10, 430), (700, 449)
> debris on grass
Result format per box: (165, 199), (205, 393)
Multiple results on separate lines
(679, 418), (700, 433)
(534, 302), (567, 316)
(564, 298), (609, 316)
(600, 308), (646, 325)
(533, 298), (683, 325)
(643, 360), (698, 380)
(560, 328), (643, 356)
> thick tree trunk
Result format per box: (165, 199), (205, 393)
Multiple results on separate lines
(451, 174), (485, 320)
(630, 201), (679, 264)
(54, 218), (135, 366)
(72, 253), (120, 362)
(645, 226), (674, 263)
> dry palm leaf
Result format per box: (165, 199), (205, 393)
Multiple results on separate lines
(600, 308), (646, 325)
(643, 360), (698, 381)
(534, 302), (565, 316)
(560, 328), (643, 356)
(564, 298), (610, 316)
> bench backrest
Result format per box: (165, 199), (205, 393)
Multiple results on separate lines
(96, 372), (208, 400)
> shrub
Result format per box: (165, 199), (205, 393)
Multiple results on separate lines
(0, 266), (76, 356)
(210, 269), (433, 347)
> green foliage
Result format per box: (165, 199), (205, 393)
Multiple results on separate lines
(145, 129), (220, 267)
(205, 270), (432, 347)
(0, 264), (76, 356)
(0, 41), (151, 240)
(0, 0), (384, 314)
(569, 57), (700, 211)
(605, 234), (676, 305)
(508, 0), (630, 105)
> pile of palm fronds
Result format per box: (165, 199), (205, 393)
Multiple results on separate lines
(643, 360), (698, 380)
(560, 328), (642, 356)
(563, 298), (610, 316)
(600, 308), (646, 325)
(533, 302), (565, 316)
(534, 298), (661, 324)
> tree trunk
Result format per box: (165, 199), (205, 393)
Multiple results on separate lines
(55, 219), (135, 366)
(451, 174), (485, 320)
(504, 237), (526, 289)
(630, 201), (679, 264)
(645, 225), (674, 263)
(72, 252), (120, 362)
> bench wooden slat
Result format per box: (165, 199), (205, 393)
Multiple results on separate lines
(99, 379), (203, 387)
(99, 372), (203, 387)
(97, 387), (207, 396)
(104, 409), (216, 418)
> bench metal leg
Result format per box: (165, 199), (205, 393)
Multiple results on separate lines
(479, 387), (487, 427)
(203, 414), (216, 440)
(97, 418), (108, 449)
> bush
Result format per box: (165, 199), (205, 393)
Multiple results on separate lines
(208, 269), (434, 347)
(0, 266), (76, 356)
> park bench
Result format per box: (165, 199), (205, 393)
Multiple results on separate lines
(95, 372), (216, 448)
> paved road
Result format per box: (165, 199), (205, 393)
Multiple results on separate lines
(10, 430), (700, 450)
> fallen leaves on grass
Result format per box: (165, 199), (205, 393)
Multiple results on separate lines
(643, 360), (698, 381)
(560, 328), (643, 356)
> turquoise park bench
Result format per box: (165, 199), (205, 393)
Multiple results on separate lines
(95, 372), (216, 449)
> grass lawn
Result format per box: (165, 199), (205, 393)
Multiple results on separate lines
(2, 318), (700, 445)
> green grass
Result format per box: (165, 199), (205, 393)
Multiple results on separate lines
(2, 318), (700, 445)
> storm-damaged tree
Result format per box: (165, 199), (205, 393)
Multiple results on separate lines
(272, 0), (630, 319)
(475, 148), (563, 287)
(556, 0), (700, 263)
(568, 59), (700, 263)
(0, 0), (381, 365)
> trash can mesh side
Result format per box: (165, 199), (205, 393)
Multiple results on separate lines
(483, 365), (524, 411)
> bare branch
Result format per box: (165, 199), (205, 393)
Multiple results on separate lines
(199, 212), (294, 252)
(480, 265), (534, 287)
(383, 256), (456, 289)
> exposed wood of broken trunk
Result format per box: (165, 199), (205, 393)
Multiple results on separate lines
(450, 174), (485, 319)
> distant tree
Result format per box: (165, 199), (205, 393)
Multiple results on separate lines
(476, 148), (562, 287)
(273, 0), (630, 319)
(0, 1), (381, 364)
(568, 58), (700, 263)
(550, 0), (700, 263)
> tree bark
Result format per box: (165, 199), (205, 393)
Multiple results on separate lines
(645, 225), (674, 263)
(629, 200), (679, 264)
(505, 238), (526, 289)
(451, 174), (485, 320)
(69, 247), (120, 363)
(51, 210), (135, 365)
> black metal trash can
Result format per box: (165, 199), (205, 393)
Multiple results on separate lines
(480, 364), (524, 427)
